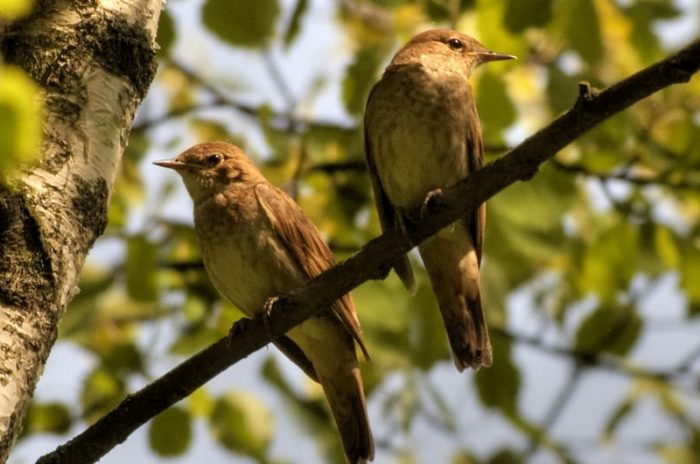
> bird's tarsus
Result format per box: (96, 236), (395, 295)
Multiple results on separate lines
(261, 296), (280, 338)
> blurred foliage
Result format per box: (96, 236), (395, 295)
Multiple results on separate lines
(17, 0), (700, 463)
(149, 407), (192, 456)
(0, 0), (33, 19)
(0, 0), (41, 180)
(0, 65), (42, 180)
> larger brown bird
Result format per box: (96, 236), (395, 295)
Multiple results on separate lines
(364, 29), (515, 371)
(155, 142), (374, 463)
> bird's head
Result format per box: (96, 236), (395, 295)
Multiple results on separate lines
(392, 29), (515, 77)
(154, 141), (264, 203)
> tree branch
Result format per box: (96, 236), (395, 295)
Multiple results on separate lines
(38, 39), (700, 464)
(550, 158), (700, 190)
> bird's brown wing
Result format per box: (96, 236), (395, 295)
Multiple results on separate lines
(363, 104), (416, 293)
(254, 183), (371, 361)
(466, 97), (486, 264)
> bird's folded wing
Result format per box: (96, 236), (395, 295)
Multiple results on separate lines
(363, 120), (416, 293)
(465, 114), (485, 264)
(254, 183), (371, 360)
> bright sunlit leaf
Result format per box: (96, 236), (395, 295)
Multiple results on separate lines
(0, 65), (42, 179)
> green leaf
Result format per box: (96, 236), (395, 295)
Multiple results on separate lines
(202, 0), (280, 48)
(424, 0), (475, 21)
(156, 9), (175, 57)
(410, 284), (450, 370)
(476, 70), (516, 144)
(625, 1), (679, 61)
(488, 449), (523, 464)
(260, 357), (339, 460)
(101, 342), (144, 375)
(503, 0), (552, 32)
(474, 337), (520, 415)
(149, 407), (192, 456)
(110, 154), (146, 228)
(654, 225), (680, 268)
(486, 163), (575, 289)
(342, 45), (385, 115)
(603, 398), (634, 439)
(283, 0), (308, 47)
(81, 368), (125, 423)
(452, 450), (482, 464)
(547, 63), (579, 114)
(476, 0), (527, 61)
(0, 0), (34, 19)
(188, 388), (215, 418)
(575, 220), (639, 303)
(169, 327), (223, 355)
(0, 65), (42, 179)
(351, 278), (412, 366)
(680, 244), (700, 310)
(209, 391), (275, 459)
(182, 294), (209, 323)
(126, 234), (158, 301)
(558, 0), (603, 65)
(574, 304), (643, 356)
(23, 402), (71, 435)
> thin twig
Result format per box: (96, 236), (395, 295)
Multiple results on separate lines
(522, 366), (583, 461)
(551, 158), (700, 190)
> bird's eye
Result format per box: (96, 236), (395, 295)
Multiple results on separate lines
(206, 153), (223, 166)
(447, 38), (464, 50)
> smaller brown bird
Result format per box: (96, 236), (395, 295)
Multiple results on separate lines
(155, 142), (374, 463)
(364, 29), (515, 371)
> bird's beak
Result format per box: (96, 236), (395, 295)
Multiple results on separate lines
(479, 51), (517, 63)
(153, 159), (187, 170)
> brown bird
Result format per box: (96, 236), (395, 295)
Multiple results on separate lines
(154, 142), (374, 463)
(364, 29), (515, 371)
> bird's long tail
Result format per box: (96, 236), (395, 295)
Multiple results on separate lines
(319, 365), (374, 463)
(288, 315), (374, 462)
(419, 225), (492, 371)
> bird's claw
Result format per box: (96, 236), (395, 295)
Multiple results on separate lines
(421, 188), (445, 219)
(228, 317), (253, 349)
(262, 295), (286, 339)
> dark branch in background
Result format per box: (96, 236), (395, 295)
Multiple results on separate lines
(522, 366), (583, 460)
(132, 58), (355, 135)
(163, 58), (261, 119)
(262, 48), (297, 116)
(38, 39), (700, 464)
(677, 341), (700, 374)
(551, 158), (700, 190)
(490, 327), (675, 384)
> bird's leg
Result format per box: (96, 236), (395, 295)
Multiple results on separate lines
(227, 295), (287, 349)
(261, 296), (280, 338)
(420, 188), (445, 219)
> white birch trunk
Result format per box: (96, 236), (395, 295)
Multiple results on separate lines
(0, 1), (162, 459)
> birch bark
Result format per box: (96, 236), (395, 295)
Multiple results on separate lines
(0, 1), (162, 459)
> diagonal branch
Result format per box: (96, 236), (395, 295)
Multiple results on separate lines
(37, 39), (700, 464)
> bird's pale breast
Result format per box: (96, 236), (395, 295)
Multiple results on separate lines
(367, 66), (473, 209)
(194, 188), (302, 315)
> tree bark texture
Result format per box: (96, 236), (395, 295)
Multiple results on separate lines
(0, 1), (161, 459)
